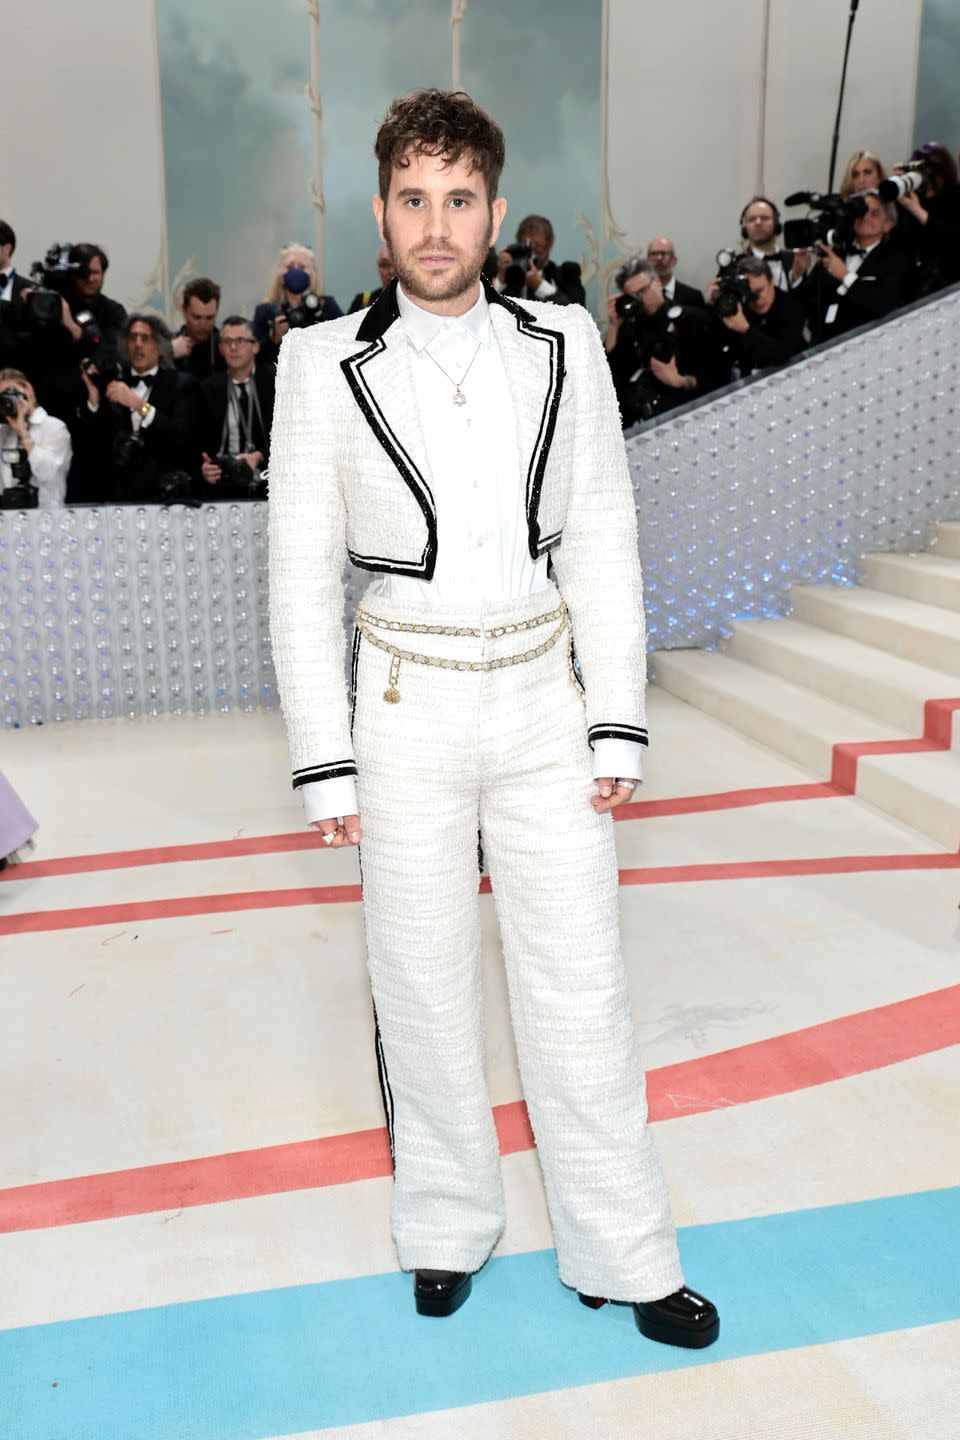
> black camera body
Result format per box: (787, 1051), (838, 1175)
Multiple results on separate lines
(281, 292), (324, 329)
(0, 478), (38, 509)
(505, 242), (536, 269)
(25, 243), (89, 327)
(783, 192), (868, 252)
(711, 273), (752, 318)
(213, 453), (268, 500)
(0, 386), (28, 423)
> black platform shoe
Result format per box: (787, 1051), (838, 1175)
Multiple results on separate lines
(578, 1286), (719, 1349)
(414, 1269), (473, 1318)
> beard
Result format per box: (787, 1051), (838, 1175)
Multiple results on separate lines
(383, 214), (493, 307)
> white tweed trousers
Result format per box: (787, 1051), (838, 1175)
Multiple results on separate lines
(352, 582), (684, 1302)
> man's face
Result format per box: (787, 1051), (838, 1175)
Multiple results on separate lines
(624, 269), (663, 316)
(518, 225), (551, 262)
(219, 326), (258, 378)
(746, 273), (775, 316)
(0, 241), (13, 269)
(183, 296), (218, 342)
(75, 256), (104, 299)
(854, 194), (891, 246)
(647, 239), (676, 282)
(376, 248), (395, 285)
(743, 203), (777, 249)
(127, 322), (160, 373)
(373, 148), (507, 313)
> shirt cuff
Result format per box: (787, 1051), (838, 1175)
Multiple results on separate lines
(533, 278), (558, 299)
(300, 774), (359, 827)
(837, 271), (858, 296)
(86, 400), (99, 413)
(592, 738), (644, 784)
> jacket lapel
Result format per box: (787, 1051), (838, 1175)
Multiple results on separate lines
(485, 280), (566, 555)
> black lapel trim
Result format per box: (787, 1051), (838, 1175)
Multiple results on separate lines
(372, 1001), (396, 1164)
(587, 724), (649, 749)
(483, 277), (566, 560)
(341, 279), (437, 580)
(349, 624), (362, 733)
(292, 760), (358, 789)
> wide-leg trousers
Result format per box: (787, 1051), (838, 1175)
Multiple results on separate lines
(352, 582), (684, 1302)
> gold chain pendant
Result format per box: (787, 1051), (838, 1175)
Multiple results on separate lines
(383, 654), (401, 703)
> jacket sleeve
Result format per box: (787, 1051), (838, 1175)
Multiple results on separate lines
(550, 309), (648, 753)
(268, 328), (356, 794)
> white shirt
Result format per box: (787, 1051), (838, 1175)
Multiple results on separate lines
(749, 246), (791, 292)
(0, 268), (16, 303)
(87, 365), (158, 429)
(302, 283), (643, 825)
(835, 240), (881, 296)
(0, 405), (71, 506)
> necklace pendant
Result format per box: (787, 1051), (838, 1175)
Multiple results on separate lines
(383, 686), (401, 704)
(452, 387), (466, 407)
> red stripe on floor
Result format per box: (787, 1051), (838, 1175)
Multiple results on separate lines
(3, 983), (957, 1235)
(4, 849), (958, 936)
(925, 696), (960, 748)
(831, 694), (960, 790)
(614, 781), (843, 820)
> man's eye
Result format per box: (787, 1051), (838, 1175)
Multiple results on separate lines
(407, 198), (423, 208)
(450, 198), (466, 208)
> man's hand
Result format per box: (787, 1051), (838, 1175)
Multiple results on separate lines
(200, 451), (222, 484)
(650, 353), (689, 389)
(80, 359), (100, 407)
(591, 778), (637, 815)
(311, 814), (362, 847)
(722, 303), (750, 334)
(790, 248), (813, 283)
(106, 380), (146, 410)
(526, 260), (543, 291)
(235, 450), (264, 472)
(818, 242), (849, 283)
(704, 276), (722, 304)
(172, 333), (194, 359)
(59, 297), (82, 342)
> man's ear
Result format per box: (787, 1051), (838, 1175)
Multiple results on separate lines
(372, 195), (385, 243)
(489, 196), (508, 250)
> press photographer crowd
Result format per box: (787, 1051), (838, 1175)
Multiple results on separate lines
(1, 142), (958, 506)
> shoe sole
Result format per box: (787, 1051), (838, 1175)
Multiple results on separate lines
(634, 1310), (720, 1349)
(414, 1275), (472, 1318)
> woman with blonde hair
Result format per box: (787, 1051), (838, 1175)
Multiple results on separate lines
(839, 149), (887, 199)
(253, 242), (342, 365)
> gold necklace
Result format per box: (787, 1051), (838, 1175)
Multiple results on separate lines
(422, 339), (482, 406)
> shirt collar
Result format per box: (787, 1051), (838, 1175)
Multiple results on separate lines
(132, 365), (159, 380)
(396, 281), (490, 352)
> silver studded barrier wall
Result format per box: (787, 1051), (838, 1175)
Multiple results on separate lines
(2, 290), (959, 727)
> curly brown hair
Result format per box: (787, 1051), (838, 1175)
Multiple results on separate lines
(374, 88), (505, 204)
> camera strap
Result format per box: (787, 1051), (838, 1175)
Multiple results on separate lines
(223, 379), (265, 455)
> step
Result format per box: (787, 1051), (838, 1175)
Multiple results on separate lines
(863, 552), (960, 612)
(652, 649), (900, 780)
(857, 750), (960, 851)
(790, 584), (960, 675)
(654, 649), (960, 847)
(724, 618), (959, 736)
(928, 521), (960, 560)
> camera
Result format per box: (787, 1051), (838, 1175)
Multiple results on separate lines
(878, 167), (926, 204)
(213, 453), (268, 501)
(614, 292), (644, 322)
(782, 191), (868, 251)
(505, 242), (536, 269)
(0, 386), (28, 423)
(0, 437), (37, 508)
(25, 243), (88, 327)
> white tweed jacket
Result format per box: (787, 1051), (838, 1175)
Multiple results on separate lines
(268, 278), (648, 794)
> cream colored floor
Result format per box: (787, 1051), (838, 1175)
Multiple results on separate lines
(1, 687), (958, 1436)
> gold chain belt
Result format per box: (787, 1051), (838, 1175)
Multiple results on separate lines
(354, 601), (572, 704)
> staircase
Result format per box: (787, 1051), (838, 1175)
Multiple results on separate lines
(653, 522), (960, 849)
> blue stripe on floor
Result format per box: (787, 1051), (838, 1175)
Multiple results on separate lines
(1, 1186), (958, 1440)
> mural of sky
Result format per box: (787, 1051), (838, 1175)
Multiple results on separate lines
(156, 0), (602, 319)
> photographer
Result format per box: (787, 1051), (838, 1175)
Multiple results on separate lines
(496, 214), (585, 306)
(0, 369), (71, 508)
(198, 316), (274, 498)
(604, 257), (719, 427)
(732, 197), (805, 292)
(253, 244), (342, 367)
(887, 143), (960, 293)
(77, 313), (198, 502)
(713, 258), (806, 378)
(800, 191), (907, 342)
(173, 277), (225, 380)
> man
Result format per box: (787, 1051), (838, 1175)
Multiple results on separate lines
(647, 237), (704, 307)
(269, 88), (718, 1347)
(0, 222), (32, 307)
(65, 243), (127, 344)
(496, 213), (585, 305)
(199, 315), (274, 489)
(348, 248), (396, 314)
(0, 368), (71, 506)
(717, 257), (806, 376)
(78, 312), (197, 500)
(736, 196), (800, 293)
(173, 277), (225, 380)
(604, 257), (719, 426)
(802, 191), (907, 342)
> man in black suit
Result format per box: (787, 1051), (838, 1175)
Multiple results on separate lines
(76, 312), (198, 502)
(802, 192), (907, 343)
(647, 237), (704, 307)
(715, 257), (806, 377)
(173, 277), (225, 381)
(0, 220), (32, 371)
(198, 315), (274, 495)
(497, 213), (586, 306)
